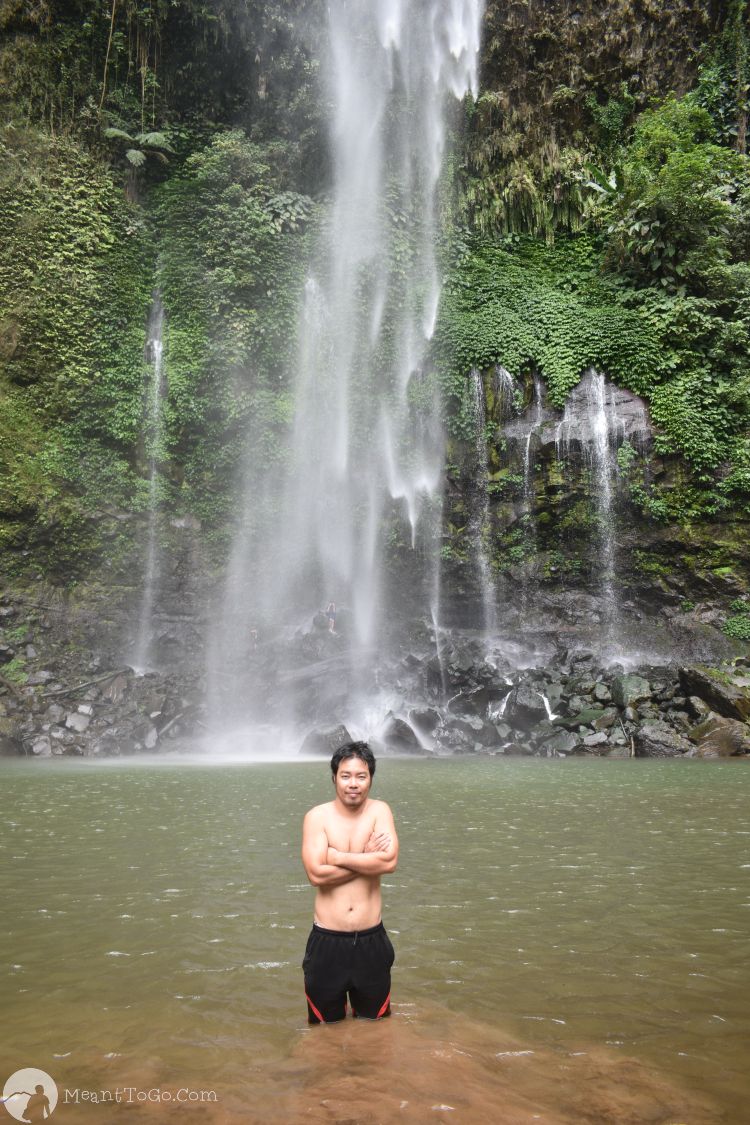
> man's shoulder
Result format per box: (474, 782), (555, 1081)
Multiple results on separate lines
(304, 800), (336, 822)
(368, 798), (393, 816)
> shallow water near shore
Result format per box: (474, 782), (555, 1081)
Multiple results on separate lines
(2, 757), (749, 1123)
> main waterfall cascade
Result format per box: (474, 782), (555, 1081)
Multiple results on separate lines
(210, 0), (485, 735)
(203, 2), (658, 752)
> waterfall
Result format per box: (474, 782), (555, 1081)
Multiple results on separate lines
(213, 0), (484, 721)
(133, 294), (166, 672)
(521, 374), (544, 517)
(493, 365), (516, 420)
(556, 368), (625, 644)
(280, 0), (484, 642)
(468, 369), (497, 636)
(520, 374), (544, 613)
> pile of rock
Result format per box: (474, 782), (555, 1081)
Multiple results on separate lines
(298, 639), (750, 761)
(0, 666), (203, 758)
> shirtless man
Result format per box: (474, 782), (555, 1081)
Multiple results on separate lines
(301, 741), (398, 1023)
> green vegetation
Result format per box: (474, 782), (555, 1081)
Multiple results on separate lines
(0, 0), (748, 598)
(437, 235), (661, 415)
(723, 602), (750, 639)
(0, 656), (28, 684)
(0, 124), (149, 570)
(440, 83), (750, 514)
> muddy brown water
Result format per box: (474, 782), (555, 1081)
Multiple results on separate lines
(2, 757), (748, 1123)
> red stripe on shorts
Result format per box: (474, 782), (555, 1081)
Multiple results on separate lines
(376, 992), (391, 1018)
(306, 992), (327, 1023)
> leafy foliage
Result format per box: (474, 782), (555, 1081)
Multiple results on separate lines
(589, 96), (750, 290)
(435, 229), (750, 510)
(436, 234), (661, 417)
(0, 124), (150, 568)
(723, 597), (750, 639)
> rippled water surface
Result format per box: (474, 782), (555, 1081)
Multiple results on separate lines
(1, 757), (749, 1123)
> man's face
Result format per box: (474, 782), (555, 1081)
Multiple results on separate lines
(334, 756), (372, 808)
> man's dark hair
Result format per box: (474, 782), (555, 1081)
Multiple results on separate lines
(330, 741), (376, 779)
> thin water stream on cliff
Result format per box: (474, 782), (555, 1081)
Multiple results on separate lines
(2, 759), (748, 1123)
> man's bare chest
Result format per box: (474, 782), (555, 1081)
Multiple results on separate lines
(324, 810), (377, 852)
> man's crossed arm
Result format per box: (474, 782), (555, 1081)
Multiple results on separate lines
(302, 808), (399, 887)
(326, 830), (398, 876)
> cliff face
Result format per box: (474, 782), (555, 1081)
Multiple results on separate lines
(480, 0), (714, 120)
(0, 0), (748, 683)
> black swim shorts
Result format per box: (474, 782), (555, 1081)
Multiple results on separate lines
(302, 921), (395, 1023)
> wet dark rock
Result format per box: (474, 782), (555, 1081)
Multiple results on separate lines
(65, 712), (90, 733)
(102, 673), (129, 704)
(592, 707), (619, 731)
(634, 720), (693, 758)
(376, 713), (423, 754)
(0, 715), (22, 755)
(688, 714), (750, 758)
(687, 695), (712, 720)
(566, 695), (588, 715)
(582, 730), (608, 748)
(665, 709), (692, 733)
(544, 682), (565, 712)
(679, 665), (750, 722)
(446, 647), (478, 677)
(409, 707), (441, 735)
(611, 674), (651, 708)
(444, 714), (497, 748)
(605, 744), (633, 760)
(554, 707), (604, 730)
(447, 684), (507, 717)
(505, 683), (549, 728)
(569, 674), (596, 695)
(26, 670), (54, 685)
(504, 741), (535, 756)
(438, 726), (473, 752)
(540, 730), (580, 755)
(299, 723), (353, 757)
(534, 718), (557, 740)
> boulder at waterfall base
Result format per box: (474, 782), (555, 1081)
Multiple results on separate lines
(299, 724), (353, 758)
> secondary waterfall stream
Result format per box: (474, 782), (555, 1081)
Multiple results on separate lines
(468, 368), (497, 636)
(133, 294), (166, 673)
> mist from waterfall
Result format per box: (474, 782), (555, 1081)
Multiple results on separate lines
(213, 0), (484, 716)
